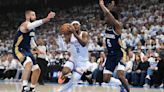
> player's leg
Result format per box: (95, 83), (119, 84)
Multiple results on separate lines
(14, 49), (34, 92)
(21, 56), (33, 92)
(58, 61), (74, 84)
(117, 62), (130, 92)
(103, 55), (118, 83)
(26, 55), (40, 92)
(58, 71), (82, 92)
(30, 64), (41, 92)
(117, 49), (130, 92)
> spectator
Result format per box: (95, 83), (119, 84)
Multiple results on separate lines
(81, 53), (98, 84)
(125, 51), (134, 84)
(131, 53), (141, 86)
(143, 53), (159, 87)
(36, 38), (49, 85)
(154, 49), (164, 88)
(92, 52), (106, 84)
(136, 56), (150, 86)
(3, 53), (17, 80)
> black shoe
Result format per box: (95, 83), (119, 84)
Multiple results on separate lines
(22, 86), (29, 92)
(29, 87), (35, 92)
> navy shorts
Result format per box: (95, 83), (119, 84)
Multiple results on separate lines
(104, 50), (123, 73)
(13, 48), (36, 65)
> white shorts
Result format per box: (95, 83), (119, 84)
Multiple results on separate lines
(103, 62), (125, 74)
(116, 62), (125, 71)
(64, 60), (89, 74)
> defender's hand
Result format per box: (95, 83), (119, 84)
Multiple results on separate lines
(108, 1), (115, 11)
(47, 11), (56, 19)
(99, 0), (104, 5)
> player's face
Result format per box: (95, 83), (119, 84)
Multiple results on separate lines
(73, 23), (80, 31)
(30, 12), (36, 21)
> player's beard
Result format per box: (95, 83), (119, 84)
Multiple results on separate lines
(29, 17), (36, 22)
(30, 19), (34, 22)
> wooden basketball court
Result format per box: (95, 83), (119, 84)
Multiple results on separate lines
(0, 81), (163, 92)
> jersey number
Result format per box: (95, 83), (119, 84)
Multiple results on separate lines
(107, 39), (112, 47)
(76, 47), (80, 53)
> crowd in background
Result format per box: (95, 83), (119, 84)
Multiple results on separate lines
(0, 0), (164, 88)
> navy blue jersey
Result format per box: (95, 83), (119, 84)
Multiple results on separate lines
(13, 29), (35, 52)
(105, 26), (121, 51)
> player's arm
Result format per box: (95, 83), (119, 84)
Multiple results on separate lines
(20, 12), (55, 33)
(30, 37), (44, 54)
(73, 31), (89, 47)
(99, 0), (122, 35)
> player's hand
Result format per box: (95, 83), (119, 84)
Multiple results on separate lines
(47, 11), (55, 19)
(108, 1), (115, 11)
(99, 0), (104, 5)
(69, 25), (75, 33)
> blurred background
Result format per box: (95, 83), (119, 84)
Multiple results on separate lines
(0, 0), (164, 88)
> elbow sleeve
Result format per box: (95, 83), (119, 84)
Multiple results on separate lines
(27, 19), (43, 30)
(30, 37), (37, 48)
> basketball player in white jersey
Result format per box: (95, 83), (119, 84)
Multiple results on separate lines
(57, 21), (89, 92)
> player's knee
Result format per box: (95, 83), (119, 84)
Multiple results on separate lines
(25, 62), (33, 70)
(36, 67), (41, 74)
(24, 56), (33, 69)
(31, 64), (40, 73)
(62, 67), (71, 75)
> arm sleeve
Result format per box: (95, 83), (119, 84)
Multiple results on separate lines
(27, 19), (43, 30)
(30, 37), (37, 48)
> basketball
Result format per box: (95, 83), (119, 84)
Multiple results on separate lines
(60, 23), (71, 34)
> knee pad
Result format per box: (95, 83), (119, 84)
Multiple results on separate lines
(23, 56), (33, 67)
(31, 64), (40, 71)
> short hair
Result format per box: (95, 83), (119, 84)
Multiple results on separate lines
(25, 10), (34, 16)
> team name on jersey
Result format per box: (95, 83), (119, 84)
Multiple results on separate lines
(106, 27), (114, 32)
(105, 34), (115, 39)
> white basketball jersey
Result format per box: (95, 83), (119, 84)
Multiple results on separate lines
(68, 32), (89, 62)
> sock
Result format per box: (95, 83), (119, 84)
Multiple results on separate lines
(30, 84), (36, 88)
(58, 72), (81, 92)
(23, 80), (28, 86)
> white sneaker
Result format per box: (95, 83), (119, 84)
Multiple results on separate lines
(146, 75), (151, 80)
(143, 84), (149, 88)
(159, 84), (163, 88)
